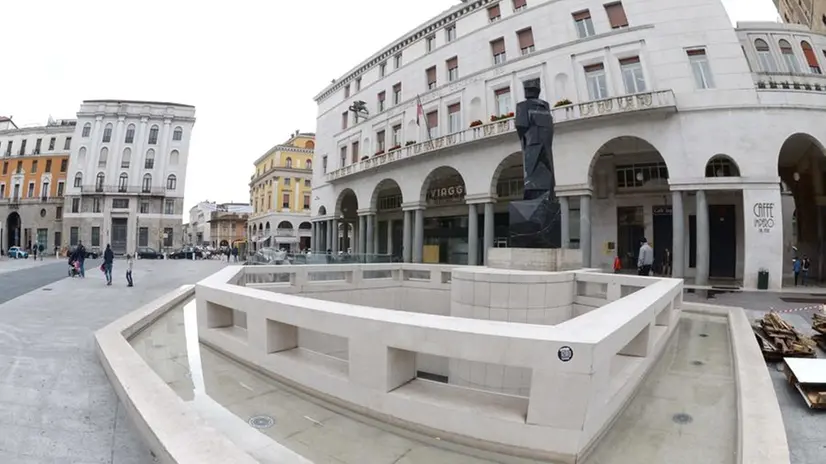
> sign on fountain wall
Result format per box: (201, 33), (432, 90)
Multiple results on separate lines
(753, 202), (775, 234)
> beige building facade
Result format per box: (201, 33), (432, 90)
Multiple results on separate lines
(776, 0), (826, 32)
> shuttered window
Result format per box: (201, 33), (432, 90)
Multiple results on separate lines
(605, 2), (629, 29)
(802, 41), (822, 74)
(513, 0), (527, 10)
(517, 28), (535, 55)
(426, 67), (437, 89)
(488, 4), (501, 21)
(447, 57), (459, 81)
(491, 38), (506, 64)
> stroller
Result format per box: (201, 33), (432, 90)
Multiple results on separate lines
(68, 257), (81, 277)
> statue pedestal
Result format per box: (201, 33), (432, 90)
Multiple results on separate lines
(487, 247), (582, 272)
(508, 192), (561, 248)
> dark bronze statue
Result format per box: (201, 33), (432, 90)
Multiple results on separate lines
(508, 78), (561, 248)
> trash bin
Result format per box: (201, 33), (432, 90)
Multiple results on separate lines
(757, 270), (769, 290)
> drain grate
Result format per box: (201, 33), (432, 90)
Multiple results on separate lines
(699, 333), (709, 338)
(691, 360), (704, 366)
(42, 288), (52, 291)
(672, 413), (693, 424)
(248, 415), (275, 429)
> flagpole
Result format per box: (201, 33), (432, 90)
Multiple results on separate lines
(416, 94), (432, 142)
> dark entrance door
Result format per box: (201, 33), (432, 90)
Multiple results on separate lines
(6, 212), (21, 248)
(653, 206), (673, 275)
(709, 204), (736, 278)
(111, 218), (128, 254)
(617, 206), (645, 270)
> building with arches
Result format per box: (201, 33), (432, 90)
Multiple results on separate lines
(63, 100), (196, 254)
(310, 0), (826, 290)
(248, 131), (315, 251)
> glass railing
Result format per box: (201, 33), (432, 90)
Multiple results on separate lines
(246, 251), (398, 265)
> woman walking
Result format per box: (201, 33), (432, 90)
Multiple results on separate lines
(103, 244), (114, 286)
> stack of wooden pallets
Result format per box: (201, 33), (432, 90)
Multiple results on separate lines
(812, 310), (826, 351)
(753, 312), (816, 360)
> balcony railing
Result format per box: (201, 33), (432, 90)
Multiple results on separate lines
(275, 229), (295, 237)
(0, 196), (62, 205)
(753, 71), (826, 92)
(80, 185), (167, 195)
(325, 89), (677, 182)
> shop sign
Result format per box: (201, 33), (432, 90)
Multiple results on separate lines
(427, 184), (465, 202)
(652, 205), (672, 216)
(753, 202), (775, 234)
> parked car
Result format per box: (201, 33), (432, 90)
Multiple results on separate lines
(8, 246), (28, 259)
(67, 246), (98, 259)
(137, 247), (164, 260)
(169, 247), (202, 260)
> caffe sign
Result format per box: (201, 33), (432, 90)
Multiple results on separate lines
(753, 202), (775, 234)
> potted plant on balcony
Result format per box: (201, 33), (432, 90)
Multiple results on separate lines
(815, 83), (823, 91)
(405, 140), (417, 146)
(469, 120), (484, 127)
(506, 111), (514, 118)
(792, 82), (802, 90)
(389, 144), (401, 152)
(756, 81), (766, 89)
(360, 156), (369, 161)
(554, 98), (573, 107)
(780, 81), (791, 89)
(804, 83), (813, 91)
(374, 149), (386, 157)
(768, 80), (778, 89)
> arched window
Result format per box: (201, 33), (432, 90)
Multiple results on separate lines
(148, 125), (159, 145)
(305, 159), (312, 169)
(285, 157), (293, 168)
(125, 124), (136, 143)
(169, 150), (180, 166)
(145, 149), (155, 169)
(98, 147), (108, 168)
(82, 123), (91, 138)
(166, 174), (177, 190)
(778, 40), (799, 73)
(122, 147), (131, 169)
(95, 172), (105, 192)
(705, 155), (740, 177)
(305, 140), (315, 149)
(118, 173), (128, 192)
(142, 174), (152, 193)
(78, 146), (87, 163)
(102, 123), (113, 143)
(801, 41), (822, 74)
(73, 172), (83, 188)
(173, 126), (183, 141)
(754, 39), (777, 72)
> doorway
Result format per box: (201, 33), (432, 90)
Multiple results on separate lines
(617, 206), (645, 270)
(652, 206), (673, 275)
(5, 212), (20, 248)
(709, 204), (736, 278)
(112, 218), (128, 254)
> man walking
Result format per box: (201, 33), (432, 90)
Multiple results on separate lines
(103, 244), (114, 286)
(637, 237), (654, 276)
(75, 241), (87, 278)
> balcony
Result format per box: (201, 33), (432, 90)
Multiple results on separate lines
(325, 90), (677, 182)
(80, 185), (167, 196)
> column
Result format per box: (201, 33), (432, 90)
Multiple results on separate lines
(695, 190), (710, 286)
(483, 202), (494, 265)
(366, 214), (375, 255)
(387, 219), (394, 256)
(402, 210), (412, 262)
(560, 196), (570, 249)
(580, 195), (592, 268)
(358, 215), (367, 256)
(672, 191), (685, 278)
(467, 203), (479, 266)
(310, 223), (316, 250)
(342, 221), (350, 252)
(331, 219), (339, 254)
(372, 215), (379, 255)
(413, 208), (425, 263)
(326, 220), (333, 252)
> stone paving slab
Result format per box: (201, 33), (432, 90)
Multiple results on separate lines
(0, 256), (68, 275)
(0, 259), (228, 463)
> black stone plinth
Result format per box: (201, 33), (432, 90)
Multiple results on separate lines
(508, 192), (561, 249)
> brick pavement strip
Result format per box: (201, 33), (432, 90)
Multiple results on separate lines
(0, 259), (227, 463)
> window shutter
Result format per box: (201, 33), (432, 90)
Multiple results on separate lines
(448, 103), (461, 114)
(802, 41), (819, 68)
(495, 87), (511, 96)
(378, 91), (385, 101)
(513, 0), (527, 8)
(619, 56), (640, 66)
(686, 49), (706, 57)
(427, 111), (438, 127)
(488, 4), (501, 19)
(572, 10), (591, 21)
(491, 38), (505, 55)
(427, 67), (437, 82)
(584, 63), (604, 73)
(605, 2), (629, 28)
(518, 28), (534, 49)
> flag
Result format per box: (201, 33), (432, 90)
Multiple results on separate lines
(416, 95), (432, 141)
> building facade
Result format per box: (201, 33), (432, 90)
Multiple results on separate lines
(63, 100), (195, 254)
(248, 132), (315, 251)
(775, 0), (826, 33)
(310, 0), (826, 290)
(209, 209), (250, 248)
(187, 200), (251, 246)
(0, 117), (74, 253)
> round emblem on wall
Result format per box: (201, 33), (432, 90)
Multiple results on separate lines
(40, 209), (46, 217)
(558, 346), (574, 362)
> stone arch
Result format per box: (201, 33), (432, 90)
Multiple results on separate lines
(317, 206), (327, 216)
(489, 151), (524, 198)
(587, 136), (670, 192)
(6, 211), (21, 248)
(335, 188), (359, 220)
(277, 221), (294, 230)
(418, 166), (467, 205)
(704, 154), (741, 177)
(370, 178), (403, 212)
(298, 221), (312, 230)
(305, 140), (315, 149)
(264, 222), (271, 234)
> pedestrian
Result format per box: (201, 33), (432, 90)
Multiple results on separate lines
(232, 246), (238, 263)
(637, 237), (654, 276)
(662, 248), (672, 276)
(32, 245), (37, 261)
(793, 256), (802, 286)
(38, 243), (44, 261)
(613, 255), (622, 274)
(225, 247), (231, 263)
(802, 255), (811, 286)
(103, 244), (114, 286)
(125, 254), (134, 287)
(54, 245), (59, 258)
(75, 241), (87, 278)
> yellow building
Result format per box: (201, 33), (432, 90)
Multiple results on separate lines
(249, 131), (315, 251)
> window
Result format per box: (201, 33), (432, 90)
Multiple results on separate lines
(305, 159), (312, 170)
(93, 197), (102, 213)
(605, 2), (629, 29)
(573, 10), (595, 38)
(616, 162), (668, 189)
(125, 124), (135, 143)
(392, 125), (402, 147)
(48, 137), (55, 151)
(148, 125), (159, 145)
(0, 184), (4, 198)
(394, 53), (402, 69)
(74, 172), (82, 187)
(122, 147), (131, 168)
(60, 159), (67, 172)
(341, 146), (347, 166)
(447, 57), (459, 81)
(801, 41), (821, 74)
(585, 63), (609, 99)
(91, 227), (101, 247)
(163, 228), (173, 247)
(31, 160), (38, 173)
(19, 140), (26, 156)
(118, 173), (128, 192)
(426, 35), (436, 52)
(495, 87), (513, 115)
(322, 156), (328, 173)
(164, 200), (175, 215)
(341, 111), (348, 130)
(687, 49), (715, 89)
(304, 194), (311, 210)
(166, 175), (177, 190)
(173, 126), (183, 141)
(145, 149), (155, 169)
(491, 38), (506, 64)
(377, 130), (386, 152)
(426, 66), (437, 89)
(779, 40), (800, 73)
(64, 137), (71, 150)
(513, 0), (527, 11)
(4, 141), (11, 156)
(142, 174), (152, 193)
(70, 227), (79, 245)
(82, 123), (91, 138)
(379, 62), (386, 77)
(304, 178), (312, 188)
(517, 28), (535, 55)
(378, 91), (386, 112)
(140, 202), (149, 214)
(98, 147), (108, 168)
(102, 123), (113, 143)
(620, 56), (646, 93)
(754, 39), (777, 72)
(45, 159), (52, 173)
(27, 182), (34, 198)
(352, 141), (360, 163)
(35, 138), (42, 153)
(446, 25), (456, 42)
(488, 4), (501, 22)
(56, 207), (62, 220)
(95, 173), (105, 192)
(426, 111), (439, 138)
(344, 84), (351, 98)
(57, 181), (64, 196)
(282, 193), (291, 209)
(138, 227), (149, 246)
(1, 162), (5, 175)
(71, 199), (80, 213)
(284, 177), (291, 186)
(448, 103), (462, 133)
(393, 83), (402, 105)
(285, 157), (292, 168)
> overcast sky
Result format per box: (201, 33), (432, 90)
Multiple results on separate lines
(0, 0), (779, 217)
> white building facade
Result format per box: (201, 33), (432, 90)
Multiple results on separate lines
(63, 100), (196, 254)
(188, 200), (252, 246)
(311, 0), (826, 290)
